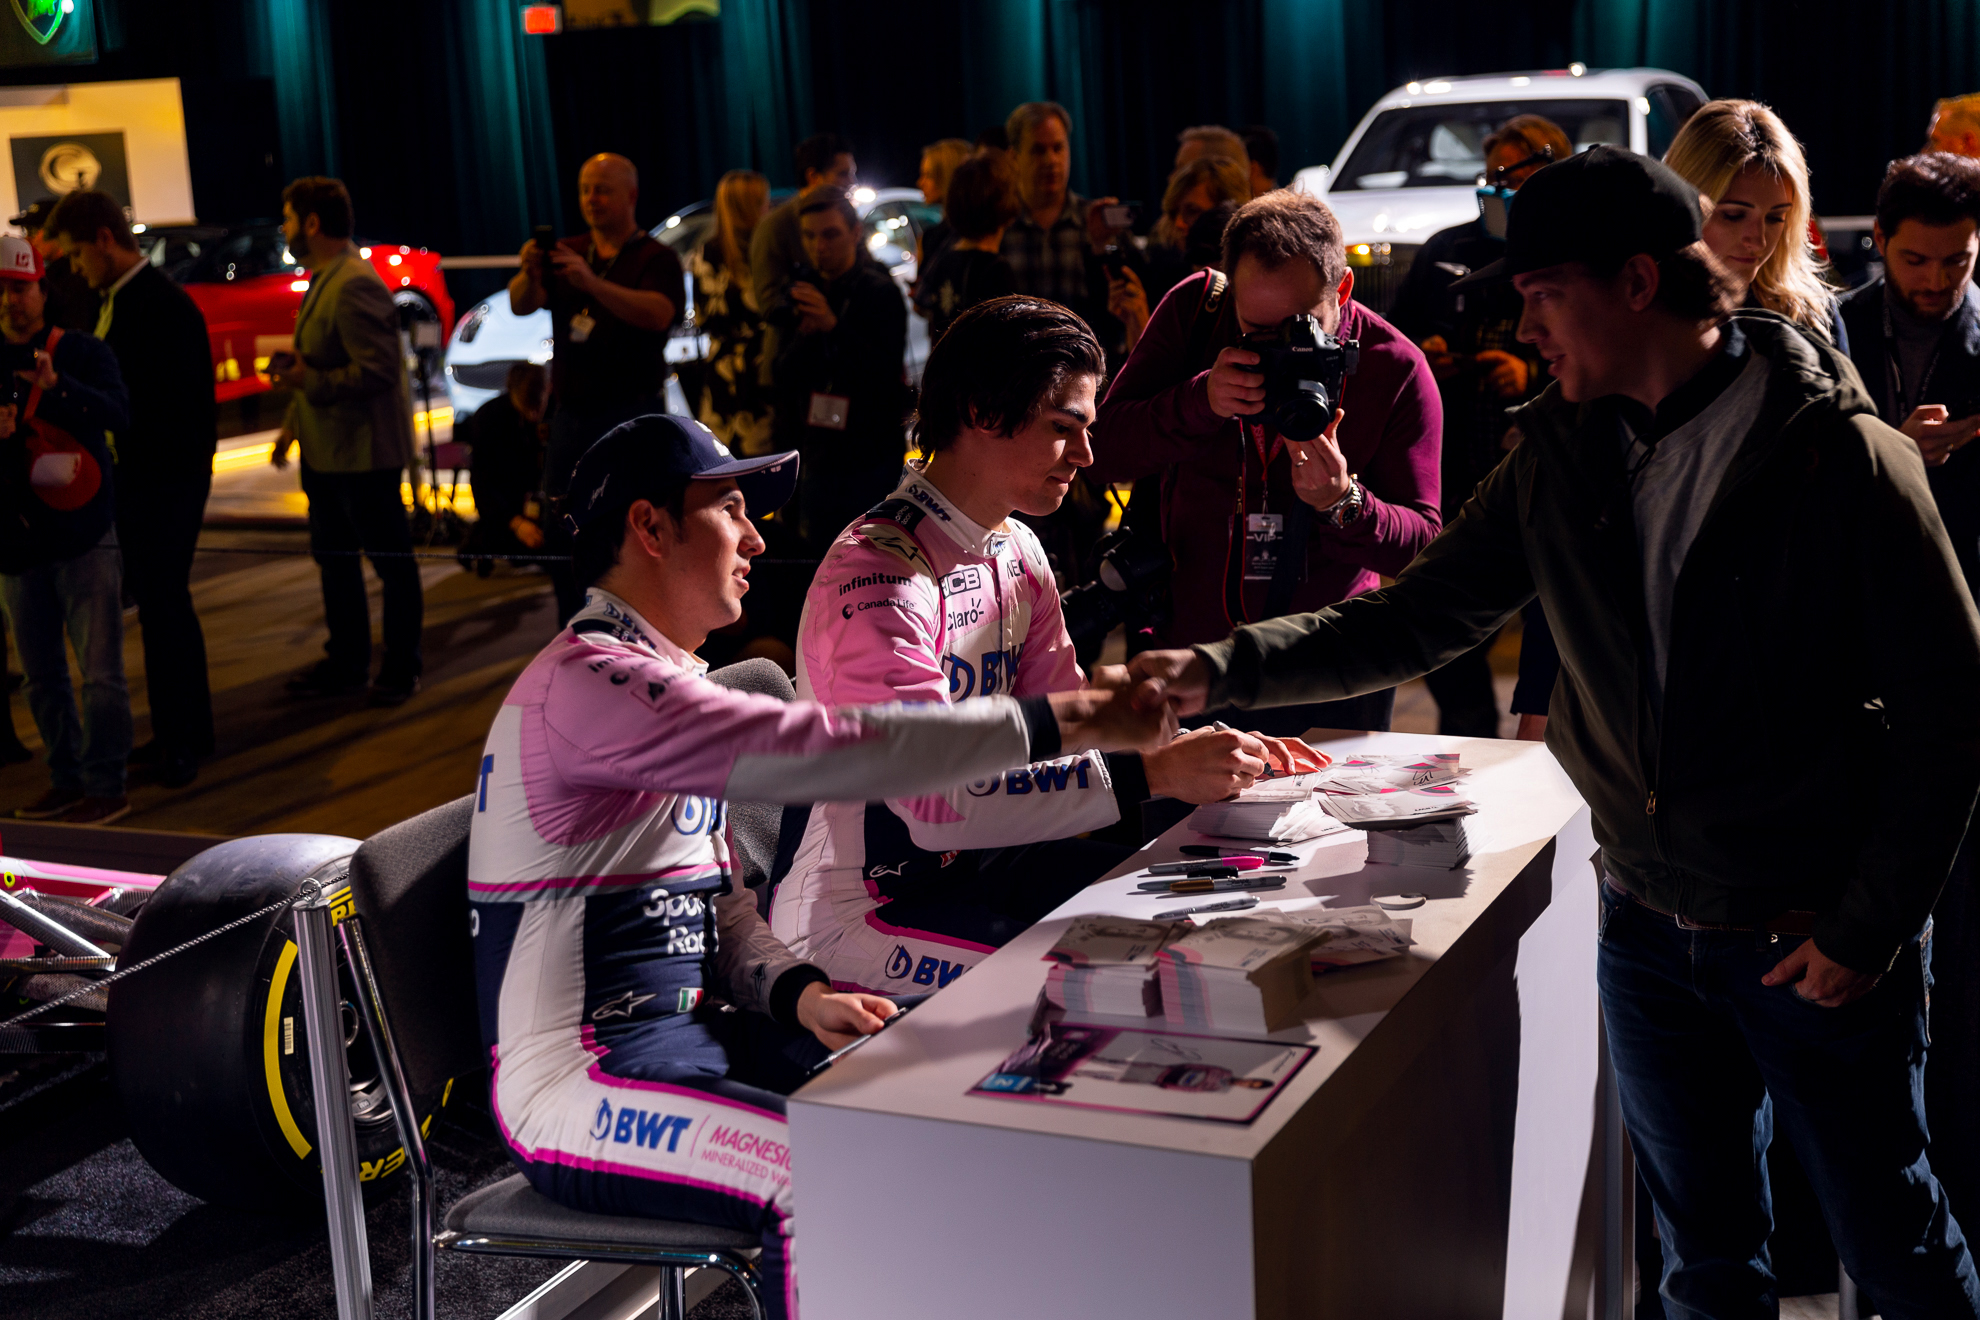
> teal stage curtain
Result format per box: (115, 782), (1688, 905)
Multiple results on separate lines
(720, 0), (815, 183)
(244, 0), (339, 181)
(437, 0), (565, 251)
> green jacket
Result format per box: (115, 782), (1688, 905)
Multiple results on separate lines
(283, 250), (415, 473)
(1197, 311), (1980, 973)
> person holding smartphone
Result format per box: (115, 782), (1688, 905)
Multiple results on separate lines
(1840, 152), (1980, 598)
(508, 152), (685, 623)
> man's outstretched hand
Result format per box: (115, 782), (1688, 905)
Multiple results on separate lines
(1049, 681), (1177, 752)
(1143, 727), (1268, 802)
(1127, 648), (1211, 716)
(795, 983), (896, 1051)
(1761, 939), (1880, 1008)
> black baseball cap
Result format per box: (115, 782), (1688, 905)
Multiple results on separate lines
(1452, 145), (1704, 287)
(9, 198), (53, 231)
(564, 414), (798, 534)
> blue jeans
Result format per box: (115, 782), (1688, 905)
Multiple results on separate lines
(1597, 877), (1980, 1318)
(0, 531), (131, 797)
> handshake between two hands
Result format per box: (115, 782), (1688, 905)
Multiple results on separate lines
(1043, 649), (1329, 804)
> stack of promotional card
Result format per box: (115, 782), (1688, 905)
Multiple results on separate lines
(1320, 784), (1478, 828)
(1156, 914), (1323, 1035)
(1186, 775), (1351, 844)
(1257, 904), (1417, 970)
(1040, 915), (1176, 1018)
(1361, 816), (1477, 869)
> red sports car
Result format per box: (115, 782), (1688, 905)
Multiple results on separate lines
(135, 223), (455, 404)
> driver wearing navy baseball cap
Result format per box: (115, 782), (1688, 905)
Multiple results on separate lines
(564, 413), (798, 536)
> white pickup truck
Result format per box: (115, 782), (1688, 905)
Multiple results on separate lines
(1291, 67), (1709, 314)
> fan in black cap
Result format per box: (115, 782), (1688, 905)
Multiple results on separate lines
(1453, 144), (1706, 288)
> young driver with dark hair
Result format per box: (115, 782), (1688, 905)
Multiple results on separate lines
(771, 296), (1321, 995)
(469, 414), (1169, 1320)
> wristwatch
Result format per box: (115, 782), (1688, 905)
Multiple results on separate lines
(1321, 478), (1366, 528)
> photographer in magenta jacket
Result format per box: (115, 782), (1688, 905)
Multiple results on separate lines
(1089, 190), (1442, 734)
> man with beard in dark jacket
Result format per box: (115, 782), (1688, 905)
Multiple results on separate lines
(1840, 152), (1980, 599)
(772, 185), (907, 547)
(1131, 147), (1980, 1318)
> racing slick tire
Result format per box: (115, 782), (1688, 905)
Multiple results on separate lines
(108, 834), (453, 1209)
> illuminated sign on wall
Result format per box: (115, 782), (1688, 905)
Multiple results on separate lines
(0, 0), (93, 66)
(10, 130), (126, 208)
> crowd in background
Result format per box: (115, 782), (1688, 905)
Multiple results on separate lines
(623, 92), (1980, 748)
(7, 86), (1980, 825)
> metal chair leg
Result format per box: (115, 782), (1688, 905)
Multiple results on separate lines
(341, 914), (435, 1320)
(656, 1264), (687, 1320)
(295, 888), (374, 1320)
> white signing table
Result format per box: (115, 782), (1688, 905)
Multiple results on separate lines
(789, 731), (1604, 1319)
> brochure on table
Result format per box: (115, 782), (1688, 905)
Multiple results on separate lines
(972, 1021), (1316, 1123)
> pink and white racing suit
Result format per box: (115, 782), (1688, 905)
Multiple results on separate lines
(771, 471), (1143, 995)
(469, 589), (1060, 1320)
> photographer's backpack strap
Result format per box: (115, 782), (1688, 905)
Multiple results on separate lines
(1183, 269), (1231, 376)
(1131, 270), (1232, 550)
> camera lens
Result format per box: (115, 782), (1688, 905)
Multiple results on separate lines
(1273, 385), (1333, 443)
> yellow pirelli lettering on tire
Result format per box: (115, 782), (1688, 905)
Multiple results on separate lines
(263, 940), (312, 1159)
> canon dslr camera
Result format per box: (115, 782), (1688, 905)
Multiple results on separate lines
(1238, 314), (1358, 443)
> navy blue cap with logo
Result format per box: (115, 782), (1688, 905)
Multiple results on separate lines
(1452, 144), (1705, 288)
(563, 414), (800, 536)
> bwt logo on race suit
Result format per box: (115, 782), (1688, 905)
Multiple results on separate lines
(965, 758), (1094, 797)
(944, 645), (1023, 698)
(590, 1098), (692, 1152)
(885, 943), (969, 987)
(671, 796), (723, 837)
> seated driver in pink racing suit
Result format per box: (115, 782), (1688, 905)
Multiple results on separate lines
(773, 297), (1321, 995)
(468, 415), (1168, 1320)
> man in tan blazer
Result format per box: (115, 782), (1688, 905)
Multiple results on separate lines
(270, 176), (424, 705)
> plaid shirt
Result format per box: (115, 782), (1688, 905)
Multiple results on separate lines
(1002, 191), (1093, 307)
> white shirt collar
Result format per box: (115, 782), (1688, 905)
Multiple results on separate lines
(893, 463), (1008, 557)
(104, 256), (144, 299)
(570, 589), (706, 674)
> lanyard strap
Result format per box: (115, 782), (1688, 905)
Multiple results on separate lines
(1883, 296), (1944, 419)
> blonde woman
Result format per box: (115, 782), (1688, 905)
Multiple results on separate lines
(688, 170), (775, 453)
(1664, 99), (1844, 344)
(1145, 154), (1251, 302)
(914, 137), (974, 276)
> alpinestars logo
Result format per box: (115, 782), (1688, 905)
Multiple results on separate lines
(590, 1099), (613, 1140)
(591, 990), (657, 1020)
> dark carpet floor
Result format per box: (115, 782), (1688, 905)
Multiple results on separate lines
(0, 1056), (749, 1319)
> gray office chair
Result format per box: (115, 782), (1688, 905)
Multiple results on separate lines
(334, 658), (797, 1320)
